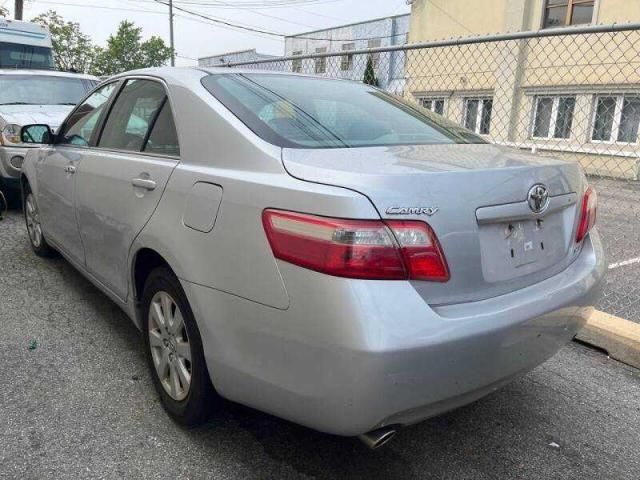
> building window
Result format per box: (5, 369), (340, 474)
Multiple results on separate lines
(543, 0), (595, 28)
(532, 95), (576, 139)
(368, 39), (381, 70)
(292, 50), (303, 73)
(464, 97), (493, 134)
(418, 97), (445, 115)
(591, 95), (640, 143)
(315, 47), (327, 74)
(341, 43), (355, 71)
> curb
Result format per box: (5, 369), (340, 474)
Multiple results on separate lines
(575, 310), (640, 369)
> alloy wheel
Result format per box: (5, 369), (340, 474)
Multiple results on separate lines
(25, 193), (42, 248)
(148, 291), (192, 401)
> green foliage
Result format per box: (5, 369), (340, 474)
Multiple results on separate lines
(363, 55), (378, 87)
(31, 10), (96, 73)
(30, 12), (172, 76)
(90, 21), (173, 76)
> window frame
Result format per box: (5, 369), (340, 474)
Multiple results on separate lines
(463, 97), (493, 135)
(291, 50), (303, 73)
(340, 43), (355, 71)
(417, 97), (446, 115)
(531, 95), (576, 140)
(542, 0), (596, 29)
(590, 94), (640, 145)
(367, 39), (382, 70)
(314, 47), (327, 74)
(83, 76), (181, 158)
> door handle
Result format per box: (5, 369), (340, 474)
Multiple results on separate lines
(64, 165), (77, 174)
(131, 177), (157, 191)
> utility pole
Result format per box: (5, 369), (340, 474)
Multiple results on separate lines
(15, 0), (23, 20)
(169, 0), (175, 66)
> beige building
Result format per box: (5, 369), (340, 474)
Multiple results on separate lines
(406, 0), (640, 179)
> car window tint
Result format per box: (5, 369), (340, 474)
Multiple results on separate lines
(59, 83), (117, 147)
(99, 79), (166, 152)
(143, 101), (180, 157)
(202, 74), (486, 149)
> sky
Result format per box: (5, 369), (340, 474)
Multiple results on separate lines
(0, 0), (410, 65)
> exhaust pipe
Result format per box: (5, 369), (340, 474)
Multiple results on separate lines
(358, 426), (397, 449)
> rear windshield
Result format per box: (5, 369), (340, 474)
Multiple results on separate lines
(202, 73), (486, 149)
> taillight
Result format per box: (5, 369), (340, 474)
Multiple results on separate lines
(576, 186), (597, 243)
(262, 210), (449, 281)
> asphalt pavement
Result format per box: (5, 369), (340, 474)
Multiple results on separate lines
(1, 208), (640, 479)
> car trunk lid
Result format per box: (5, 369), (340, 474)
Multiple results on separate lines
(282, 143), (586, 305)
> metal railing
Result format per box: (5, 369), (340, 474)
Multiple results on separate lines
(225, 23), (640, 321)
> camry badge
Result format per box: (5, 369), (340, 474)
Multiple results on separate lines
(527, 184), (550, 213)
(385, 206), (439, 216)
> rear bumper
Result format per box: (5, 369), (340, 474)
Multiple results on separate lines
(181, 230), (605, 436)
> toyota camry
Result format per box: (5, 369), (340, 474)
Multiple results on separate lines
(18, 68), (604, 448)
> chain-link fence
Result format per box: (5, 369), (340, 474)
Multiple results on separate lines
(226, 23), (640, 321)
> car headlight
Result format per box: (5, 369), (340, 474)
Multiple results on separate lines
(1, 123), (22, 145)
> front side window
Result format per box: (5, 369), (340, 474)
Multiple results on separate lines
(418, 97), (445, 115)
(0, 75), (93, 106)
(532, 95), (576, 139)
(592, 95), (640, 143)
(543, 0), (594, 28)
(58, 82), (117, 147)
(291, 50), (303, 73)
(202, 73), (486, 149)
(464, 97), (493, 135)
(341, 43), (355, 71)
(315, 47), (327, 74)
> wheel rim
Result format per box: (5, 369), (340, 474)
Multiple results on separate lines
(25, 193), (42, 248)
(148, 291), (192, 401)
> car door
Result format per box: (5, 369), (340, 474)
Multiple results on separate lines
(74, 78), (180, 300)
(37, 82), (118, 262)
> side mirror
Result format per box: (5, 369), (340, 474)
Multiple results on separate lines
(20, 124), (54, 145)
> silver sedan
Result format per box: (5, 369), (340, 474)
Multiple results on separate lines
(19, 68), (604, 448)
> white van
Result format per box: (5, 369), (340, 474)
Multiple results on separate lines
(0, 17), (53, 69)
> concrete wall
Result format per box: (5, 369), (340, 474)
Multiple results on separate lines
(284, 14), (410, 93)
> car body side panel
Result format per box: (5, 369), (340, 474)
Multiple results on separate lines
(131, 74), (382, 310)
(75, 150), (179, 301)
(35, 146), (85, 262)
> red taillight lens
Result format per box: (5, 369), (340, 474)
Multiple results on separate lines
(262, 210), (449, 281)
(576, 186), (597, 243)
(386, 220), (450, 282)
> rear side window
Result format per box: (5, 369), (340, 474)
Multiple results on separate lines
(144, 101), (180, 157)
(202, 73), (485, 149)
(59, 82), (117, 146)
(99, 79), (167, 153)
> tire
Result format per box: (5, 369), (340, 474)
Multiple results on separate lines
(23, 186), (56, 258)
(142, 266), (215, 426)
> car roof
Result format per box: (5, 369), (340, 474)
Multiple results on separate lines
(0, 69), (99, 80)
(108, 66), (354, 84)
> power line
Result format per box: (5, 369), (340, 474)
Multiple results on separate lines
(152, 0), (410, 43)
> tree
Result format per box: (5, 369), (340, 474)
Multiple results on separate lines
(31, 10), (96, 72)
(91, 21), (173, 76)
(363, 55), (378, 87)
(0, 6), (9, 17)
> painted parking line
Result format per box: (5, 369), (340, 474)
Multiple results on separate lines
(608, 256), (640, 270)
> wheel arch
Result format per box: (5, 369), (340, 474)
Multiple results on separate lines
(131, 247), (176, 305)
